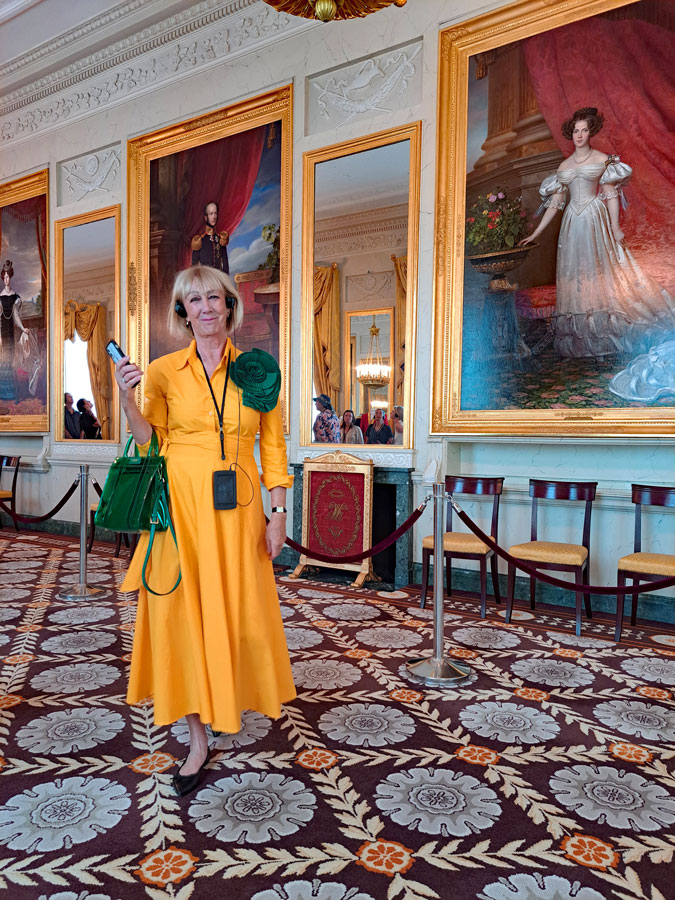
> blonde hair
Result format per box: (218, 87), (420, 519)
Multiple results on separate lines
(167, 265), (243, 339)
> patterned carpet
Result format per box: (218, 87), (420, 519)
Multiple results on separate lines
(1, 532), (675, 900)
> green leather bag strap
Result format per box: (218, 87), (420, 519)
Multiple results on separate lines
(125, 431), (160, 459)
(141, 490), (182, 597)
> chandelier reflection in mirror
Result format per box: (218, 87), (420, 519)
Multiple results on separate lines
(356, 317), (391, 389)
(264, 0), (406, 23)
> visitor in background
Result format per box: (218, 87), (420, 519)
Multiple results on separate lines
(77, 398), (101, 439)
(340, 409), (364, 444)
(365, 408), (392, 444)
(391, 406), (404, 445)
(312, 393), (340, 443)
(64, 393), (81, 440)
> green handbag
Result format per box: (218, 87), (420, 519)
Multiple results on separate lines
(95, 432), (181, 596)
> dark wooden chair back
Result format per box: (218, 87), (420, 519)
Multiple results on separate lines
(529, 478), (597, 551)
(0, 456), (20, 493)
(630, 483), (675, 553)
(445, 475), (504, 538)
(0, 456), (20, 530)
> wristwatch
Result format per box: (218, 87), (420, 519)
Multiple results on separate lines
(271, 506), (287, 514)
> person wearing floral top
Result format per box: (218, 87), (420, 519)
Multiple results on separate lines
(312, 393), (340, 443)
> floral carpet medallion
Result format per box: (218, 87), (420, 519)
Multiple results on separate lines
(0, 535), (674, 899)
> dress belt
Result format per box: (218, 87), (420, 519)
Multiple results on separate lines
(165, 433), (256, 452)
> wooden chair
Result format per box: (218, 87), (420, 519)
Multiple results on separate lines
(615, 484), (675, 642)
(505, 479), (597, 636)
(0, 456), (20, 531)
(420, 476), (504, 618)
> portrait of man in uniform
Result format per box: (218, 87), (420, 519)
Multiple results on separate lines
(191, 201), (229, 273)
(146, 117), (284, 362)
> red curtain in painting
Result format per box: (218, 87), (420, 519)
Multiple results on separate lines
(2, 196), (47, 285)
(178, 124), (266, 269)
(523, 18), (675, 292)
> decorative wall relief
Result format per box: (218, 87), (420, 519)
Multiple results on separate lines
(346, 271), (395, 306)
(57, 146), (121, 205)
(307, 40), (422, 135)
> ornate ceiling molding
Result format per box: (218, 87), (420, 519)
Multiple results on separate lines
(3, 0), (149, 79)
(1, 0), (312, 144)
(315, 203), (408, 257)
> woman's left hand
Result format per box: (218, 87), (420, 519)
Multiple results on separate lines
(266, 513), (286, 559)
(612, 225), (625, 243)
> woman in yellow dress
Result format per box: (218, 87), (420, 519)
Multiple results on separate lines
(114, 264), (295, 796)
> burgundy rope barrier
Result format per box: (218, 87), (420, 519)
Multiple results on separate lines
(270, 498), (429, 565)
(451, 498), (675, 597)
(0, 479), (80, 525)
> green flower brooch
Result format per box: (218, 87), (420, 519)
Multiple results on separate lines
(229, 348), (281, 413)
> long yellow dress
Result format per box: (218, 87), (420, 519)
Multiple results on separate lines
(122, 338), (296, 732)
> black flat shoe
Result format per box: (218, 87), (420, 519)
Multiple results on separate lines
(172, 749), (211, 797)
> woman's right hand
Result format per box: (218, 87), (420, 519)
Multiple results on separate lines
(114, 357), (143, 395)
(518, 234), (536, 246)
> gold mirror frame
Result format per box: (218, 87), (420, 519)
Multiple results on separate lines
(432, 0), (675, 436)
(301, 122), (421, 447)
(127, 86), (292, 432)
(54, 205), (121, 443)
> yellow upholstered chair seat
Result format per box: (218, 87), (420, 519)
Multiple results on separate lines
(422, 532), (491, 554)
(90, 503), (98, 512)
(0, 490), (11, 499)
(510, 541), (588, 566)
(618, 552), (675, 577)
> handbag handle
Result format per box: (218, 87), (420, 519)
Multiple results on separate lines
(141, 488), (182, 597)
(124, 431), (160, 459)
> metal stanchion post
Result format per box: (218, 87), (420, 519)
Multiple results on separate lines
(406, 482), (475, 687)
(56, 464), (107, 601)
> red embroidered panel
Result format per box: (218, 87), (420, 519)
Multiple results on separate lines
(307, 471), (365, 557)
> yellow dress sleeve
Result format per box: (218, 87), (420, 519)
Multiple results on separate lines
(135, 360), (169, 456)
(259, 399), (293, 490)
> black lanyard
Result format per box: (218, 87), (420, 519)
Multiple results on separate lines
(197, 349), (230, 461)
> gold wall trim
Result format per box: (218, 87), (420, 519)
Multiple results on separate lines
(127, 85), (293, 432)
(301, 121), (421, 447)
(431, 0), (672, 435)
(54, 204), (121, 445)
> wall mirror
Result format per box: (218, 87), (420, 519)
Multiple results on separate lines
(55, 205), (120, 443)
(302, 123), (421, 447)
(345, 309), (394, 414)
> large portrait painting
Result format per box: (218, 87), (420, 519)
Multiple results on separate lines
(0, 170), (49, 432)
(128, 86), (292, 431)
(432, 0), (675, 434)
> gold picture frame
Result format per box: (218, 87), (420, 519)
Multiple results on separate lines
(290, 450), (375, 588)
(301, 122), (421, 447)
(0, 169), (49, 433)
(432, 0), (675, 435)
(54, 205), (121, 444)
(344, 308), (395, 415)
(127, 85), (292, 431)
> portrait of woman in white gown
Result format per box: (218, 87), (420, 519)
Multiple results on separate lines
(520, 107), (675, 361)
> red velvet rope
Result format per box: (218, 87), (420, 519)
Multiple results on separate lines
(451, 499), (675, 596)
(270, 500), (428, 565)
(0, 479), (79, 525)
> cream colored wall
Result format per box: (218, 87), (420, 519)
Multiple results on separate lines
(1, 0), (673, 596)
